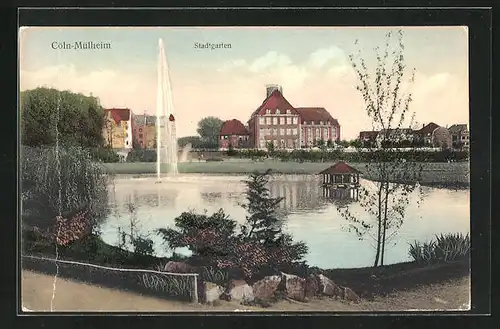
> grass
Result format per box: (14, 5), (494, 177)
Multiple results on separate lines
(409, 233), (470, 265)
(100, 161), (469, 186)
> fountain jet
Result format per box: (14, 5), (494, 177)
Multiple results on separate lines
(156, 38), (179, 183)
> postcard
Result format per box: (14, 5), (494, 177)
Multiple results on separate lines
(19, 25), (470, 312)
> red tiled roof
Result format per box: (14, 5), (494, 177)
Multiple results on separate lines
(219, 119), (249, 136)
(105, 108), (131, 125)
(295, 107), (339, 126)
(250, 89), (299, 117)
(318, 161), (363, 175)
(416, 122), (440, 135)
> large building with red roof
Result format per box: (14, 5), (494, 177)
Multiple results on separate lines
(246, 85), (341, 149)
(218, 119), (250, 149)
(103, 108), (135, 151)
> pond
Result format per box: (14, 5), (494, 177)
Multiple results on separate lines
(100, 174), (470, 269)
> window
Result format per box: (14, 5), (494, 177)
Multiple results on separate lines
(324, 128), (329, 140)
(126, 141), (129, 145)
(266, 109), (271, 114)
(259, 117), (265, 124)
(266, 117), (271, 125)
(272, 128), (278, 136)
(311, 121), (315, 125)
(286, 128), (292, 135)
(280, 140), (286, 148)
(286, 117), (292, 125)
(293, 117), (298, 124)
(292, 128), (298, 135)
(327, 121), (330, 125)
(304, 121), (308, 125)
(320, 121), (323, 125)
(280, 128), (285, 135)
(260, 128), (266, 137)
(286, 109), (291, 114)
(280, 117), (285, 125)
(276, 109), (280, 115)
(272, 117), (278, 125)
(260, 140), (266, 149)
(332, 127), (336, 138)
(288, 139), (293, 147)
(273, 139), (278, 147)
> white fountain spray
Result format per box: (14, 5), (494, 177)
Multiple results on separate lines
(156, 38), (178, 183)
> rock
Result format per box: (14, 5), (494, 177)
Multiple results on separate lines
(163, 261), (195, 273)
(203, 282), (224, 304)
(342, 287), (361, 303)
(317, 274), (342, 298)
(229, 279), (255, 303)
(252, 275), (282, 300)
(281, 272), (307, 302)
(305, 274), (320, 298)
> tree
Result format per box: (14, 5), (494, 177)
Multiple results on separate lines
(350, 139), (363, 148)
(21, 88), (105, 148)
(338, 29), (424, 267)
(178, 136), (203, 149)
(266, 141), (275, 153)
(196, 116), (224, 148)
(239, 169), (308, 255)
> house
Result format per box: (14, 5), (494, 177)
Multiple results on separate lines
(103, 108), (134, 151)
(414, 122), (452, 149)
(448, 124), (469, 149)
(247, 85), (341, 150)
(134, 113), (157, 149)
(218, 119), (250, 149)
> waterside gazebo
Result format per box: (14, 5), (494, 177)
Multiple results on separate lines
(318, 161), (362, 188)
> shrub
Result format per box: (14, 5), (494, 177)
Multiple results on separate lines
(408, 233), (470, 265)
(89, 147), (120, 163)
(126, 149), (157, 162)
(21, 145), (111, 237)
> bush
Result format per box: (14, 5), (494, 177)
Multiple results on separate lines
(89, 147), (120, 163)
(21, 145), (111, 235)
(408, 233), (470, 265)
(127, 149), (157, 162)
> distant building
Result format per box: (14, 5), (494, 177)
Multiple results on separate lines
(218, 119), (250, 149)
(415, 122), (452, 149)
(103, 108), (134, 151)
(246, 85), (341, 150)
(134, 113), (157, 149)
(448, 124), (469, 149)
(358, 122), (453, 149)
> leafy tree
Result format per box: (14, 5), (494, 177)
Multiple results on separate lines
(350, 139), (363, 148)
(21, 146), (111, 241)
(196, 116), (224, 147)
(326, 139), (334, 148)
(338, 29), (424, 267)
(21, 88), (105, 148)
(178, 136), (203, 148)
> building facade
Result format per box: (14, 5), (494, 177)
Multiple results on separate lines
(103, 108), (134, 150)
(134, 113), (157, 149)
(247, 85), (341, 150)
(448, 124), (469, 149)
(218, 119), (250, 149)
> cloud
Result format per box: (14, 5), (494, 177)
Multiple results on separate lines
(249, 51), (292, 73)
(308, 46), (348, 70)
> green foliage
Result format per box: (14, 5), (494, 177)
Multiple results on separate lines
(266, 141), (275, 153)
(132, 236), (155, 256)
(240, 169), (285, 245)
(126, 149), (157, 162)
(21, 145), (110, 233)
(178, 135), (204, 148)
(89, 147), (120, 163)
(156, 170), (308, 279)
(196, 116), (224, 147)
(20, 88), (105, 148)
(226, 144), (237, 156)
(409, 233), (470, 265)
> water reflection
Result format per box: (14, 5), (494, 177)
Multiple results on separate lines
(100, 174), (470, 269)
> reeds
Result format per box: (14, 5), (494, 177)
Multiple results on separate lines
(408, 232), (470, 265)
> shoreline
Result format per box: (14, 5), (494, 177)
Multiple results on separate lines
(100, 161), (470, 188)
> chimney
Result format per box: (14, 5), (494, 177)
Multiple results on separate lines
(266, 84), (283, 98)
(422, 123), (425, 128)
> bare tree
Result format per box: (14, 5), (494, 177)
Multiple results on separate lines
(339, 29), (424, 267)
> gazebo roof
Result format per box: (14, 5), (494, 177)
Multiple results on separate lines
(318, 161), (363, 175)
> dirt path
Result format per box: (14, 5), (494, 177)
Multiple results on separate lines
(21, 270), (470, 312)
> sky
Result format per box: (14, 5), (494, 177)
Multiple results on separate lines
(19, 26), (469, 140)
